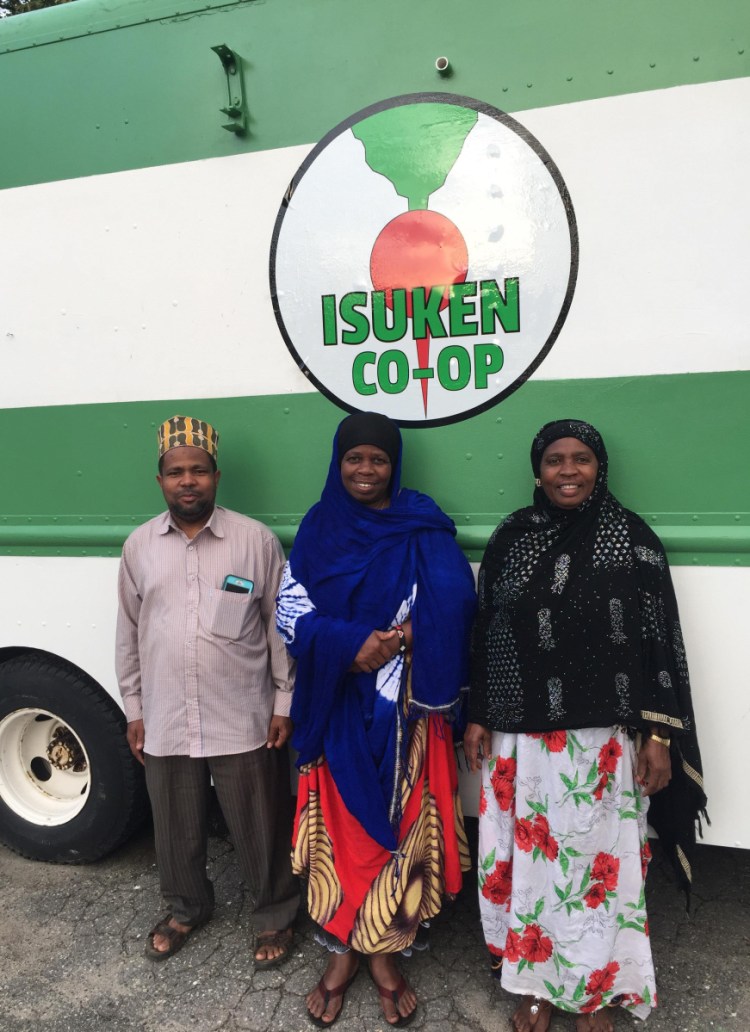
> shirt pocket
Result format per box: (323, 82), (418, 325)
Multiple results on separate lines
(202, 585), (253, 641)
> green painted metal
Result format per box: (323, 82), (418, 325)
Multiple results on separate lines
(1, 521), (748, 567)
(1, 0), (748, 189)
(1, 370), (747, 563)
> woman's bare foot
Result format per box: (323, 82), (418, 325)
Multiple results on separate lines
(305, 951), (359, 1025)
(369, 953), (417, 1025)
(575, 1009), (615, 1032)
(512, 995), (553, 1032)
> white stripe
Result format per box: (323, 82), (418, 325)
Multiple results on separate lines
(522, 78), (750, 382)
(1, 556), (747, 846)
(1, 78), (747, 410)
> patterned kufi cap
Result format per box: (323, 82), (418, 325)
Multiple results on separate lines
(157, 415), (219, 460)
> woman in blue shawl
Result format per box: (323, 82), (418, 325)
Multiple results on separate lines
(277, 412), (476, 1027)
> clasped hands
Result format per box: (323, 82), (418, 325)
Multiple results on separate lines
(350, 622), (411, 673)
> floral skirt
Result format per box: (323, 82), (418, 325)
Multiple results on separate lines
(478, 727), (656, 1020)
(293, 713), (470, 954)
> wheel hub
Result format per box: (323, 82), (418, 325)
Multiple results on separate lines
(0, 708), (91, 825)
(47, 727), (87, 773)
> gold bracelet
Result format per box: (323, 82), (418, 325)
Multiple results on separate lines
(649, 733), (671, 748)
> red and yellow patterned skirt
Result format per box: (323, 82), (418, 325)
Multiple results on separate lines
(292, 712), (470, 954)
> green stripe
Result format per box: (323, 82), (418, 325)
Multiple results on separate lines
(2, 521), (749, 567)
(2, 370), (747, 565)
(1, 0), (748, 189)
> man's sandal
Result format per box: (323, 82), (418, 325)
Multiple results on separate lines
(254, 926), (294, 970)
(144, 915), (201, 961)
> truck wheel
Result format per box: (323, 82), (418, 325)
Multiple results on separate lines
(0, 655), (148, 863)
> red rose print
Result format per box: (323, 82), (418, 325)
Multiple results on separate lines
(593, 774), (609, 801)
(530, 730), (567, 752)
(520, 923), (553, 964)
(490, 757), (517, 812)
(592, 853), (620, 891)
(531, 813), (559, 861)
(547, 840), (559, 861)
(533, 813), (548, 833)
(504, 927), (524, 963)
(515, 817), (534, 852)
(584, 883), (606, 908)
(481, 860), (513, 908)
(598, 737), (623, 775)
(580, 994), (603, 1013)
(487, 941), (503, 957)
(492, 775), (515, 812)
(479, 785), (487, 816)
(640, 839), (652, 878)
(585, 962), (620, 995)
(644, 920), (650, 937)
(494, 756), (517, 781)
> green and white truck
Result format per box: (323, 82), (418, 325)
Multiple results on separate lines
(0, 0), (747, 861)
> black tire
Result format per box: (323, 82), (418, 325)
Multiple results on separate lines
(0, 655), (149, 863)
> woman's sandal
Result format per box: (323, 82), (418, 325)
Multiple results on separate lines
(371, 972), (417, 1027)
(306, 966), (359, 1027)
(511, 995), (553, 1031)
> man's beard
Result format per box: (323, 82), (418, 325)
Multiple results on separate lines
(170, 498), (214, 523)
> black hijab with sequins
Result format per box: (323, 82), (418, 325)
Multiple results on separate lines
(469, 419), (707, 893)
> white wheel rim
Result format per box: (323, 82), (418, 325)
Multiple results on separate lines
(0, 708), (90, 826)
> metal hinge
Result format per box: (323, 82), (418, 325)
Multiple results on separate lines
(211, 43), (247, 136)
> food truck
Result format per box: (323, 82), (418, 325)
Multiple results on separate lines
(0, 0), (747, 861)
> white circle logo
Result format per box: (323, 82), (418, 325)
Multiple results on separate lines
(271, 93), (578, 427)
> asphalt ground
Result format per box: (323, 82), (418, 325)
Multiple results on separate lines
(1, 814), (748, 1032)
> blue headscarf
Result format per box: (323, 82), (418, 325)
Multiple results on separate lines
(281, 414), (476, 851)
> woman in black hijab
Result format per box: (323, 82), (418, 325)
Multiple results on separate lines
(465, 419), (706, 1032)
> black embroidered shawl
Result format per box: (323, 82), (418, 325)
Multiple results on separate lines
(469, 419), (707, 894)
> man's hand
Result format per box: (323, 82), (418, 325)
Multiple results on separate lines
(126, 719), (145, 765)
(636, 737), (672, 797)
(266, 715), (292, 749)
(463, 722), (492, 774)
(350, 629), (399, 673)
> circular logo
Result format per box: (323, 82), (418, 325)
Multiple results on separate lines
(270, 93), (578, 427)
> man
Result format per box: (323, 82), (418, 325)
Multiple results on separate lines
(116, 415), (298, 966)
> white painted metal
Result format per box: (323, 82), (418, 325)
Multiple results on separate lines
(1, 79), (748, 411)
(1, 557), (746, 847)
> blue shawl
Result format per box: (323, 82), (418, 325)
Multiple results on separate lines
(278, 423), (476, 851)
